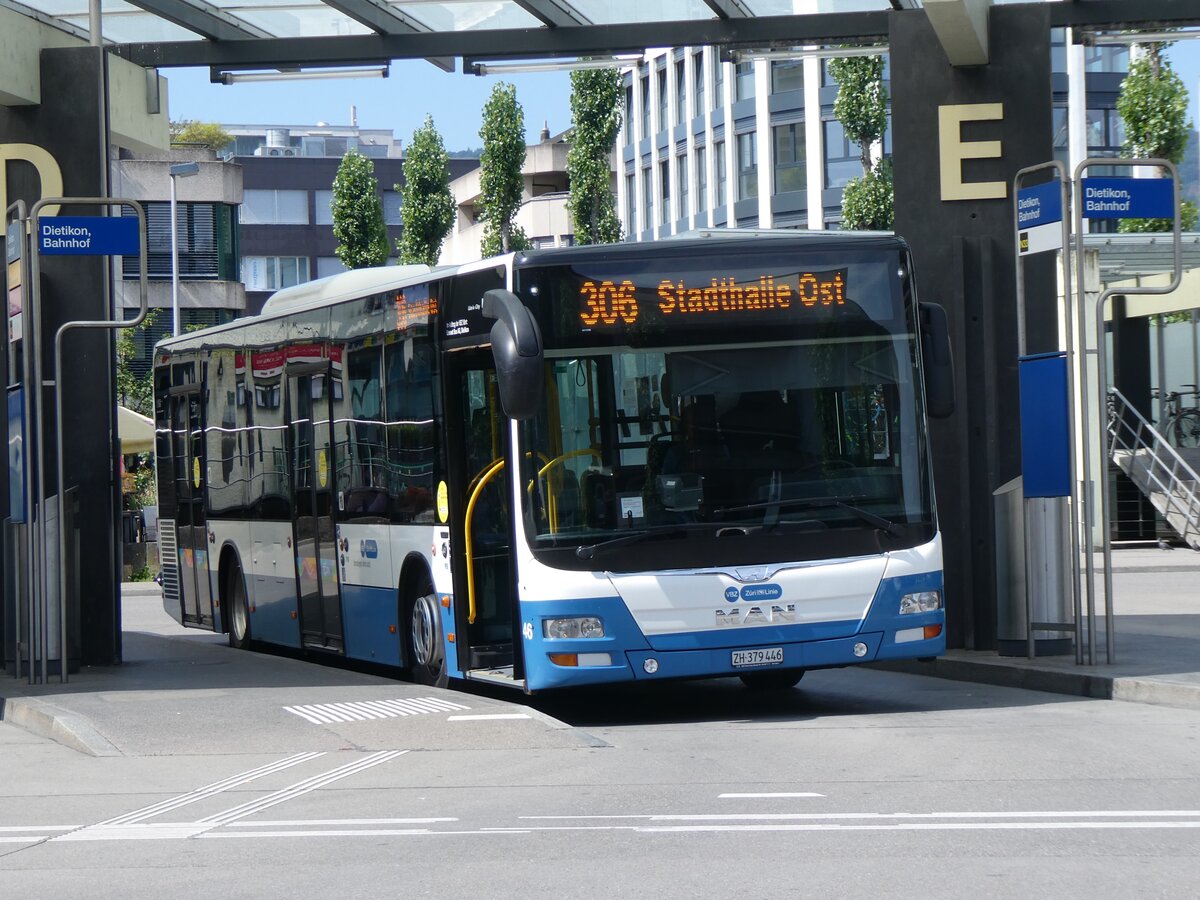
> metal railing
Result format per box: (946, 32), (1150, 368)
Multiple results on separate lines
(1108, 388), (1200, 550)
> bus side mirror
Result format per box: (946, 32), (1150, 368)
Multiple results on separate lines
(482, 288), (544, 421)
(919, 301), (955, 419)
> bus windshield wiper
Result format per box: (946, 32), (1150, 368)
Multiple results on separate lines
(575, 523), (715, 560)
(713, 496), (904, 538)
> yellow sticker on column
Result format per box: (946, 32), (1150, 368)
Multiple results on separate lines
(437, 480), (449, 523)
(317, 449), (328, 487)
(192, 456), (201, 488)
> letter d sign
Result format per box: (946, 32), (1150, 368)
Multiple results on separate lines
(0, 144), (64, 217)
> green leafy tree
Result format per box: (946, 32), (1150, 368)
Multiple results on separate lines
(479, 83), (532, 258)
(566, 67), (623, 245)
(116, 309), (159, 417)
(1116, 43), (1198, 232)
(829, 55), (893, 231)
(331, 148), (391, 269)
(169, 120), (232, 151)
(397, 116), (455, 266)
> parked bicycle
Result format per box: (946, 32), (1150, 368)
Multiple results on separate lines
(1155, 385), (1200, 448)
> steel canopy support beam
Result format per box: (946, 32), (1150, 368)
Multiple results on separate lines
(319, 0), (454, 70)
(1048, 0), (1200, 29)
(924, 0), (989, 66)
(511, 0), (590, 28)
(703, 0), (752, 18)
(114, 11), (890, 68)
(124, 0), (272, 40)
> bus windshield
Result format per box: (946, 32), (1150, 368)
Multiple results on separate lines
(515, 248), (935, 573)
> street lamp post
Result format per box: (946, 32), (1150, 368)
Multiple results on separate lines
(168, 162), (200, 336)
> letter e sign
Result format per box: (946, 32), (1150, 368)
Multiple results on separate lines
(938, 103), (1006, 201)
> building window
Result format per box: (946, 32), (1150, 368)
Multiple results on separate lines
(1085, 44), (1129, 73)
(737, 132), (758, 201)
(658, 67), (668, 131)
(771, 60), (804, 94)
(242, 189), (308, 225)
(675, 60), (686, 123)
(678, 153), (689, 219)
(121, 201), (237, 281)
(624, 84), (634, 144)
(735, 61), (755, 102)
(382, 190), (403, 225)
(693, 52), (705, 116)
(660, 160), (671, 225)
(640, 70), (651, 138)
(1052, 105), (1069, 168)
(714, 61), (725, 109)
(626, 172), (636, 231)
(715, 140), (727, 207)
(241, 256), (309, 292)
(642, 166), (653, 230)
(316, 256), (348, 279)
(823, 120), (860, 189)
(696, 145), (707, 213)
(314, 189), (334, 226)
(1087, 107), (1125, 156)
(773, 123), (806, 195)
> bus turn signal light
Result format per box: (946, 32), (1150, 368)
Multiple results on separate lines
(924, 624), (942, 640)
(549, 653), (578, 667)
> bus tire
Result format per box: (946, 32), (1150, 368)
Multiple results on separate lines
(227, 565), (252, 650)
(406, 581), (448, 688)
(738, 668), (805, 690)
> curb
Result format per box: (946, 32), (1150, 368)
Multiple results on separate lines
(874, 657), (1200, 711)
(0, 696), (122, 757)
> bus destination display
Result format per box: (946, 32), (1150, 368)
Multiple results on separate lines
(578, 269), (849, 331)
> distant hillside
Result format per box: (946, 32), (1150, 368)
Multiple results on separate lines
(448, 148), (482, 159)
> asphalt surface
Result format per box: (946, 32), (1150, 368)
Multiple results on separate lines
(2, 545), (1198, 758)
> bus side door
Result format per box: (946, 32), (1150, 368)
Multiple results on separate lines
(287, 365), (344, 652)
(444, 350), (521, 675)
(169, 384), (214, 627)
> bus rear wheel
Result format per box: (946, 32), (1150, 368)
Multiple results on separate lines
(739, 668), (805, 690)
(227, 566), (251, 650)
(407, 584), (448, 688)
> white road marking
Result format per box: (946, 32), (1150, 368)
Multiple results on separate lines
(227, 818), (458, 827)
(0, 836), (50, 843)
(196, 750), (407, 826)
(0, 825), (77, 832)
(284, 698), (469, 724)
(523, 810), (1200, 822)
(94, 752), (325, 827)
(718, 792), (824, 799)
(447, 714), (532, 721)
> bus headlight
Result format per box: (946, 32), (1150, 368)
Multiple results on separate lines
(899, 591), (941, 614)
(543, 617), (605, 639)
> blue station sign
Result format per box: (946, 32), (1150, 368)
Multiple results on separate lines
(1081, 177), (1175, 220)
(1016, 181), (1063, 228)
(38, 216), (140, 256)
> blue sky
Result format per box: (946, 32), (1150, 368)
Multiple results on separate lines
(163, 43), (1200, 153)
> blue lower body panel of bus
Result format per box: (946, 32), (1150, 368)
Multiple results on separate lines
(518, 570), (944, 691)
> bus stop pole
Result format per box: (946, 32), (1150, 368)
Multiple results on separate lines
(29, 197), (149, 683)
(1087, 158), (1182, 666)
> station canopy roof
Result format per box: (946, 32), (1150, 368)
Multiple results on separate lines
(2, 0), (1195, 73)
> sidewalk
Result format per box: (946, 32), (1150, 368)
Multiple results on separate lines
(877, 547), (1200, 710)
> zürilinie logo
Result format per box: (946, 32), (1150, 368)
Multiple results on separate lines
(725, 584), (784, 602)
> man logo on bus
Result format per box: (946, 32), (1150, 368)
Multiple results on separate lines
(360, 540), (379, 559)
(724, 587), (740, 603)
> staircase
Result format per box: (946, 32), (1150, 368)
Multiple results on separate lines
(1108, 388), (1200, 550)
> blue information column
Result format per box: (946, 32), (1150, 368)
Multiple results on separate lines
(1019, 351), (1071, 498)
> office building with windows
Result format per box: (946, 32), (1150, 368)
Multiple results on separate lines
(617, 33), (1130, 239)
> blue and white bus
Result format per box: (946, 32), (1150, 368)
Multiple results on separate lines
(154, 231), (952, 691)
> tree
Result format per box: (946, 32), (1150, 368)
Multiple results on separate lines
(331, 148), (391, 269)
(479, 83), (531, 258)
(566, 67), (623, 246)
(828, 55), (894, 231)
(116, 309), (159, 417)
(1116, 43), (1198, 232)
(169, 120), (232, 151)
(397, 116), (455, 266)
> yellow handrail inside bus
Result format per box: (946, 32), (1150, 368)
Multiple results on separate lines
(464, 457), (506, 625)
(536, 448), (603, 535)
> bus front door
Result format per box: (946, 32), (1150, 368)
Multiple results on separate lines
(446, 354), (521, 677)
(169, 386), (214, 627)
(288, 368), (344, 652)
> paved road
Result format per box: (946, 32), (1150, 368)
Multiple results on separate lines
(4, 597), (1200, 897)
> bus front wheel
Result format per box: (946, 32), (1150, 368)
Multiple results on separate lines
(407, 584), (448, 688)
(227, 566), (251, 650)
(739, 668), (805, 690)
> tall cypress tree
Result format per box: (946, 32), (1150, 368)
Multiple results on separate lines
(331, 148), (390, 269)
(829, 55), (893, 231)
(479, 82), (531, 258)
(566, 67), (623, 245)
(397, 115), (455, 266)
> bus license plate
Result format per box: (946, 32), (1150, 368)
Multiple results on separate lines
(731, 647), (784, 668)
